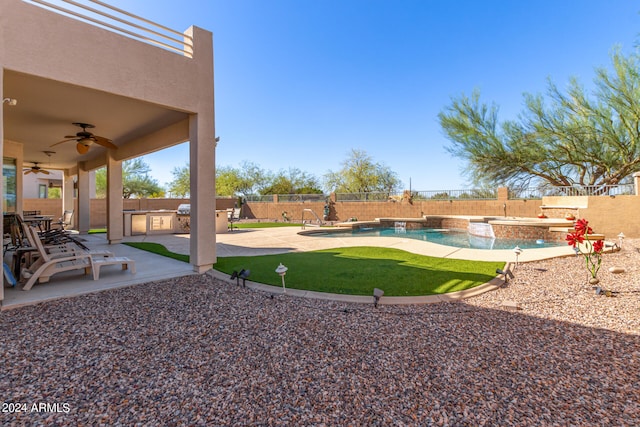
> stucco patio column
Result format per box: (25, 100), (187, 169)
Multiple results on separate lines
(106, 152), (123, 243)
(187, 25), (216, 273)
(76, 162), (90, 234)
(189, 113), (216, 273)
(62, 173), (75, 228)
(0, 74), (4, 297)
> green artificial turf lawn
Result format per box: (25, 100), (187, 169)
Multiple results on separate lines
(123, 242), (190, 263)
(215, 246), (503, 296)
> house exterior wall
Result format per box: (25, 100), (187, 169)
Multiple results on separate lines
(2, 0), (216, 277)
(23, 169), (63, 198)
(2, 0), (207, 123)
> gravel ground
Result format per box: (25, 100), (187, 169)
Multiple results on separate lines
(1, 241), (639, 426)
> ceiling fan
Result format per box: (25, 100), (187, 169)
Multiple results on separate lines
(51, 122), (117, 154)
(24, 162), (50, 175)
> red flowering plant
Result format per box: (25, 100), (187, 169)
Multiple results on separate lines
(566, 218), (604, 283)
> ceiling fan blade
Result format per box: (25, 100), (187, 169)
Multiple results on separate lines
(24, 169), (33, 175)
(94, 136), (117, 150)
(64, 135), (77, 138)
(51, 138), (76, 147)
(40, 169), (51, 175)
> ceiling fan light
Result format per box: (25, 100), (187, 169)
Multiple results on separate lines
(76, 142), (90, 154)
(78, 137), (93, 145)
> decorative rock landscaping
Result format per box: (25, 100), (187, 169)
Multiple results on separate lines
(0, 241), (638, 425)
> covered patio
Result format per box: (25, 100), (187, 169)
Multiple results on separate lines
(1, 0), (217, 305)
(1, 233), (195, 310)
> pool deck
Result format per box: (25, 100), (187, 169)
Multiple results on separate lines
(202, 226), (576, 262)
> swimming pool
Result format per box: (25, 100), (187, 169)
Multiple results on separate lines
(312, 227), (566, 250)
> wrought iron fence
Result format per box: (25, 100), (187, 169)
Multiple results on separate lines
(244, 194), (274, 203)
(276, 194), (328, 203)
(411, 189), (498, 200)
(246, 184), (635, 203)
(335, 192), (396, 202)
(511, 184), (635, 198)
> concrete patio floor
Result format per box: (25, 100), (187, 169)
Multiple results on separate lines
(2, 226), (576, 310)
(2, 233), (196, 310)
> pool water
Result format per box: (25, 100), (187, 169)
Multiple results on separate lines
(321, 227), (566, 250)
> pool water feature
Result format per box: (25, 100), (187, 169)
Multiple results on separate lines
(311, 227), (566, 250)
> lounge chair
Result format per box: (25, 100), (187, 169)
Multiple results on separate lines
(21, 226), (135, 290)
(21, 222), (112, 260)
(22, 226), (92, 291)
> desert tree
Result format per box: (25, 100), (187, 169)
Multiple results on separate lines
(439, 48), (640, 192)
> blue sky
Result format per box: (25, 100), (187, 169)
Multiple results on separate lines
(106, 0), (638, 191)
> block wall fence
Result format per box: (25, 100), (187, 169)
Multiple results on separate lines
(23, 188), (640, 238)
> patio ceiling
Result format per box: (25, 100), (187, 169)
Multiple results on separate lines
(3, 70), (189, 171)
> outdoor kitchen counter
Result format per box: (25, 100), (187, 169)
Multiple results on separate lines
(123, 209), (228, 236)
(123, 210), (177, 236)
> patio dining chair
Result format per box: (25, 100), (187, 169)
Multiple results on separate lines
(227, 207), (241, 231)
(54, 210), (74, 230)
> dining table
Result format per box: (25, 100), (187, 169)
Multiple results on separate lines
(23, 215), (55, 232)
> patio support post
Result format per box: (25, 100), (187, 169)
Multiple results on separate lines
(77, 162), (90, 234)
(106, 151), (123, 243)
(187, 26), (216, 274)
(189, 113), (216, 273)
(0, 69), (4, 298)
(62, 173), (75, 228)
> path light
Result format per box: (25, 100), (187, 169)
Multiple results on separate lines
(496, 268), (515, 284)
(239, 269), (250, 287)
(275, 263), (288, 293)
(373, 288), (384, 308)
(618, 232), (625, 249)
(513, 246), (523, 268)
(230, 269), (250, 286)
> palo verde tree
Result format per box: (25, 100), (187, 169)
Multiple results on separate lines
(323, 149), (402, 194)
(438, 48), (640, 190)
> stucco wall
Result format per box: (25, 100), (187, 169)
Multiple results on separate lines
(243, 199), (543, 223)
(23, 194), (640, 237)
(24, 197), (236, 228)
(243, 194), (640, 238)
(581, 195), (640, 238)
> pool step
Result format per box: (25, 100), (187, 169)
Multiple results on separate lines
(549, 226), (574, 233)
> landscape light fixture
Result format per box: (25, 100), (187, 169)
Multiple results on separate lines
(496, 268), (515, 283)
(513, 246), (523, 268)
(275, 263), (288, 293)
(230, 270), (240, 286)
(373, 288), (384, 308)
(618, 232), (625, 249)
(239, 269), (250, 286)
(3, 98), (17, 106)
(230, 269), (250, 286)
